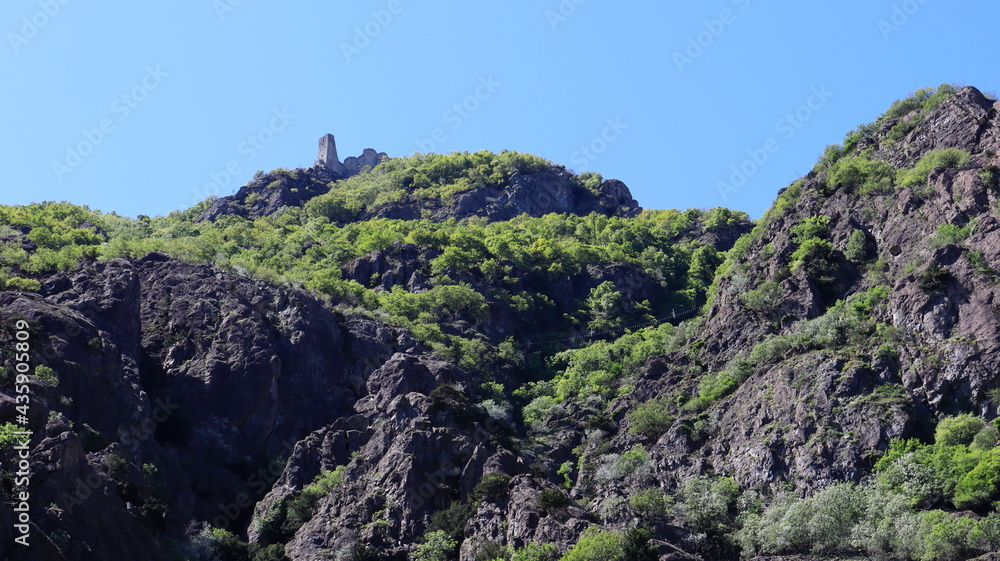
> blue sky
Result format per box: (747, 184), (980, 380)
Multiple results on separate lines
(3, 1), (999, 219)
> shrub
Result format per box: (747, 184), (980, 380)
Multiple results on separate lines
(791, 215), (830, 244)
(790, 238), (838, 288)
(474, 473), (512, 503)
(876, 452), (946, 508)
(537, 489), (570, 510)
(674, 475), (739, 536)
(845, 229), (869, 263)
(935, 414), (985, 446)
(629, 487), (671, 519)
(621, 527), (657, 561)
(826, 156), (895, 194)
(930, 222), (974, 247)
(740, 280), (783, 313)
(33, 364), (57, 385)
(523, 396), (559, 430)
(0, 422), (27, 452)
(953, 448), (1000, 510)
(560, 528), (623, 561)
(414, 531), (457, 561)
(971, 423), (999, 451)
(616, 446), (650, 477)
(897, 148), (971, 190)
(511, 543), (559, 561)
(3, 277), (41, 291)
(919, 510), (976, 561)
(427, 501), (473, 542)
(474, 541), (512, 561)
(918, 262), (950, 291)
(627, 398), (674, 440)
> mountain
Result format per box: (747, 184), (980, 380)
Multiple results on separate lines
(1, 85), (999, 561)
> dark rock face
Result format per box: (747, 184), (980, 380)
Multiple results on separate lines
(198, 165), (337, 222)
(198, 157), (642, 225)
(414, 169), (641, 223)
(643, 86), (1000, 493)
(4, 87), (1000, 561)
(0, 258), (363, 559)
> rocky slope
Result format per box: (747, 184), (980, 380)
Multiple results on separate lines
(1, 86), (999, 561)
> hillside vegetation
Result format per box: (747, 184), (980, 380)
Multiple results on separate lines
(1, 84), (1000, 561)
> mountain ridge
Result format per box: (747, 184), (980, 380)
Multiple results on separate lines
(0, 84), (999, 561)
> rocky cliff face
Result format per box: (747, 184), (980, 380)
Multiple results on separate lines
(2, 86), (999, 561)
(198, 159), (641, 224)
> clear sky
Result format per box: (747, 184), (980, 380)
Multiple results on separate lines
(3, 1), (999, 219)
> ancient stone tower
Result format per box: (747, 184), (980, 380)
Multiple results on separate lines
(317, 134), (387, 179)
(318, 134), (347, 177)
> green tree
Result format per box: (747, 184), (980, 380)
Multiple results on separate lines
(560, 528), (623, 561)
(414, 531), (457, 561)
(585, 281), (624, 332)
(511, 543), (559, 561)
(935, 414), (985, 447)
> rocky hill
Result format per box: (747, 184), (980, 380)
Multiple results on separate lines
(1, 85), (999, 561)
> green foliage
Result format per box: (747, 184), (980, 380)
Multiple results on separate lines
(674, 475), (740, 536)
(897, 148), (971, 190)
(427, 501), (473, 542)
(620, 527), (657, 561)
(544, 322), (675, 404)
(701, 207), (750, 231)
(262, 466), (345, 540)
(826, 156), (895, 195)
(584, 281), (625, 332)
(0, 422), (26, 452)
(627, 397), (675, 440)
(935, 414), (985, 447)
(414, 530), (458, 561)
(815, 143), (845, 171)
(875, 437), (926, 472)
(474, 541), (513, 561)
(791, 215), (830, 244)
(616, 446), (650, 476)
(629, 487), (671, 519)
(34, 364), (57, 385)
(473, 473), (512, 503)
(557, 461), (575, 490)
(953, 448), (1000, 509)
(537, 489), (570, 510)
(918, 262), (950, 291)
(3, 277), (41, 291)
(790, 238), (839, 287)
(559, 528), (623, 561)
(883, 84), (957, 122)
(687, 245), (723, 292)
(845, 229), (869, 263)
(739, 280), (783, 313)
(930, 222), (975, 247)
(972, 423), (999, 451)
(511, 543), (559, 561)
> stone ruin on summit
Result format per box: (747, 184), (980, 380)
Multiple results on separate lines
(317, 134), (387, 179)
